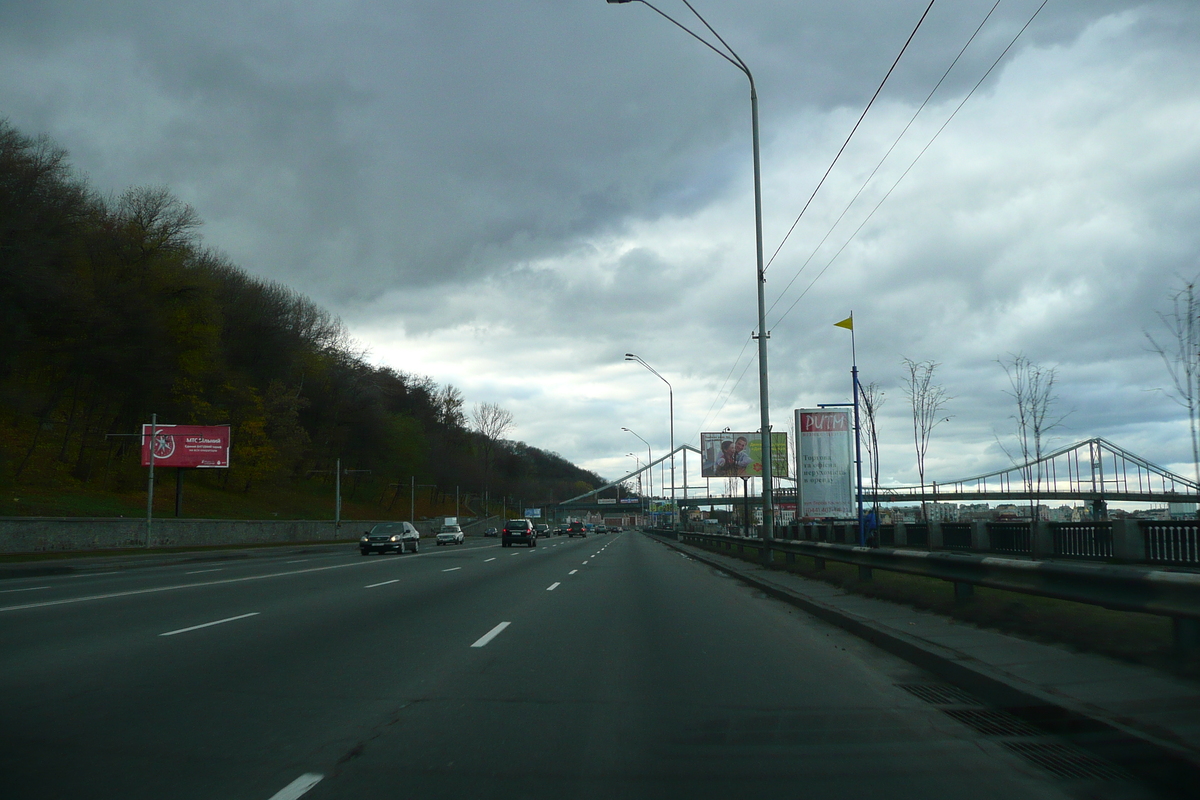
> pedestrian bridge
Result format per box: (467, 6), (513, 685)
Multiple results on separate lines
(561, 438), (1200, 509)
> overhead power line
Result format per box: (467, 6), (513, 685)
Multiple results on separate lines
(768, 0), (1051, 331)
(762, 0), (938, 275)
(766, 0), (1003, 320)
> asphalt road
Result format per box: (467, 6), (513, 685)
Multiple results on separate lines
(0, 531), (1158, 799)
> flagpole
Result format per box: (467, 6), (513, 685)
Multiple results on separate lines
(848, 314), (865, 545)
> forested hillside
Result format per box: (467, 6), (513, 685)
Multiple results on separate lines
(0, 120), (603, 517)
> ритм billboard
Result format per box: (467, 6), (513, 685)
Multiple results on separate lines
(141, 424), (231, 468)
(795, 409), (853, 518)
(699, 431), (789, 478)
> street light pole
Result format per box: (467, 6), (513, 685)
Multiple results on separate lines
(628, 453), (644, 526)
(608, 0), (773, 545)
(622, 426), (653, 525)
(625, 353), (675, 528)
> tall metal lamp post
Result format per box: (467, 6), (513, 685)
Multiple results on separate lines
(625, 353), (676, 528)
(608, 0), (773, 545)
(627, 453), (645, 525)
(622, 426), (653, 526)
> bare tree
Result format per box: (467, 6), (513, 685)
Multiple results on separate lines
(858, 381), (885, 517)
(435, 384), (466, 429)
(997, 354), (1067, 521)
(1146, 278), (1200, 487)
(902, 358), (952, 521)
(472, 402), (514, 513)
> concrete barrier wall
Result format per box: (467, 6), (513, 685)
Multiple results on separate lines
(0, 516), (494, 554)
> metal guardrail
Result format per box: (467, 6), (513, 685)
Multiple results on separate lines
(675, 530), (1200, 652)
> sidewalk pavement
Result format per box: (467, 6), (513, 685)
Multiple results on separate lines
(657, 534), (1200, 787)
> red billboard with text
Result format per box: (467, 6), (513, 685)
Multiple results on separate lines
(141, 424), (231, 468)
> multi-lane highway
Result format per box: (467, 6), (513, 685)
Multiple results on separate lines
(1, 531), (1156, 799)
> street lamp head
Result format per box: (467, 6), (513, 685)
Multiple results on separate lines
(607, 0), (635, 4)
(624, 353), (637, 360)
(621, 427), (630, 432)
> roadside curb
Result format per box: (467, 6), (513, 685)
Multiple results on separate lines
(652, 533), (1200, 796)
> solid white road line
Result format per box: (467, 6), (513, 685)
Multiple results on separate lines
(365, 579), (399, 588)
(159, 612), (260, 637)
(568, 570), (578, 575)
(471, 621), (511, 648)
(442, 567), (462, 572)
(484, 557), (497, 562)
(184, 568), (223, 575)
(268, 772), (324, 800)
(285, 559), (309, 564)
(1, 561), (363, 614)
(547, 582), (560, 591)
(0, 585), (50, 593)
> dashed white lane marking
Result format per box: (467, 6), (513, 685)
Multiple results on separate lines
(510, 553), (522, 557)
(365, 579), (399, 588)
(547, 582), (561, 591)
(184, 568), (223, 575)
(268, 772), (324, 800)
(286, 559), (309, 564)
(568, 570), (578, 575)
(0, 585), (50, 593)
(582, 560), (589, 565)
(471, 621), (511, 648)
(442, 567), (462, 572)
(160, 612), (259, 637)
(484, 557), (497, 562)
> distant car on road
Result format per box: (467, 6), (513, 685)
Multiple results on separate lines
(436, 525), (464, 545)
(484, 527), (498, 537)
(595, 525), (608, 534)
(534, 523), (550, 537)
(567, 521), (586, 538)
(502, 519), (537, 548)
(360, 522), (420, 555)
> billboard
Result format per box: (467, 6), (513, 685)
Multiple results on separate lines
(699, 431), (789, 478)
(141, 424), (230, 468)
(524, 508), (542, 518)
(796, 409), (854, 518)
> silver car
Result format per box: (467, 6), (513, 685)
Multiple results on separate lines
(436, 525), (465, 545)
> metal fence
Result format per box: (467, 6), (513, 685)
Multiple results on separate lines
(1054, 522), (1113, 559)
(987, 522), (1032, 555)
(1144, 522), (1200, 566)
(941, 522), (972, 550)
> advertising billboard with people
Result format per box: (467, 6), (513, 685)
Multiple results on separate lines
(699, 431), (788, 478)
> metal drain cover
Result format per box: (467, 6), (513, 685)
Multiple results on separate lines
(895, 683), (981, 706)
(943, 708), (1044, 738)
(1001, 741), (1132, 781)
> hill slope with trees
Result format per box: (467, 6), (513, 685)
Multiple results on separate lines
(0, 119), (604, 519)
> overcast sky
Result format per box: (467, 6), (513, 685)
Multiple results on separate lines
(4, 0), (1198, 495)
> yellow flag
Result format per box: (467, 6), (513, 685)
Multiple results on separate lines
(834, 315), (853, 330)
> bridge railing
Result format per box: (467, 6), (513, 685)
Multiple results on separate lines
(730, 518), (1200, 568)
(667, 528), (1200, 653)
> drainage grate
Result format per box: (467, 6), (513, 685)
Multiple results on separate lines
(942, 708), (1043, 738)
(895, 683), (981, 706)
(1001, 741), (1132, 781)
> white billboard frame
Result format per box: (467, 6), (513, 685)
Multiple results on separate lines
(795, 408), (855, 519)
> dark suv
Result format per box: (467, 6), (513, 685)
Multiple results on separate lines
(502, 519), (537, 548)
(567, 521), (586, 538)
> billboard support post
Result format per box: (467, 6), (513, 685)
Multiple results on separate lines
(175, 467), (184, 518)
(146, 413), (157, 548)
